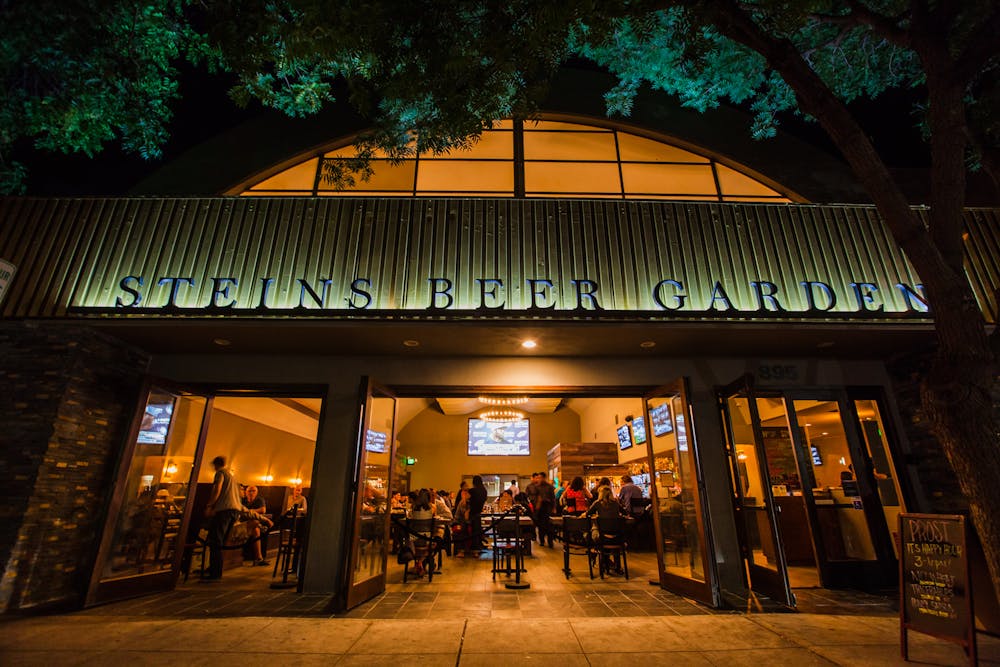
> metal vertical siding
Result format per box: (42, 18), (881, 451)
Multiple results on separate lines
(0, 197), (996, 321)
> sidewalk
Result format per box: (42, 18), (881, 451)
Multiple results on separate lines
(2, 612), (997, 666)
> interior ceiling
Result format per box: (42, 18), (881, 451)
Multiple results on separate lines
(92, 319), (936, 358)
(212, 396), (321, 441)
(436, 397), (563, 416)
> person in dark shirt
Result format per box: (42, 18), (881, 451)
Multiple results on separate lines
(241, 485), (269, 566)
(533, 472), (557, 548)
(468, 475), (488, 550)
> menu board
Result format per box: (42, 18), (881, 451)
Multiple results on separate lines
(900, 513), (975, 660)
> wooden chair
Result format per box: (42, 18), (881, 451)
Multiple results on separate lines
(595, 516), (629, 579)
(272, 506), (302, 581)
(561, 516), (595, 579)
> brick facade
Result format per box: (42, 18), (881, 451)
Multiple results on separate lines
(0, 322), (148, 612)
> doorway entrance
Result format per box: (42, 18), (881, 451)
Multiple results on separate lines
(87, 384), (321, 605)
(339, 380), (717, 611)
(718, 375), (902, 606)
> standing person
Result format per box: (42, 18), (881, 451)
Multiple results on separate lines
(507, 479), (520, 498)
(468, 475), (488, 551)
(452, 488), (472, 557)
(533, 472), (557, 548)
(524, 472), (541, 512)
(554, 479), (569, 509)
(204, 456), (244, 581)
(241, 485), (269, 566)
(618, 475), (644, 515)
(562, 476), (591, 515)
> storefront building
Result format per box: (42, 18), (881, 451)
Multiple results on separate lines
(2, 69), (998, 613)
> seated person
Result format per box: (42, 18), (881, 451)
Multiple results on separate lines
(496, 489), (514, 512)
(241, 485), (269, 566)
(562, 476), (592, 515)
(284, 485), (308, 515)
(617, 475), (645, 515)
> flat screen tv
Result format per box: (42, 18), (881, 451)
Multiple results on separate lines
(137, 399), (176, 444)
(468, 419), (530, 456)
(650, 402), (674, 436)
(631, 416), (647, 445)
(365, 429), (387, 453)
(617, 424), (633, 450)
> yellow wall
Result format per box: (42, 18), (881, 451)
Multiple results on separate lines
(575, 397), (646, 464)
(397, 406), (581, 490)
(198, 408), (316, 487)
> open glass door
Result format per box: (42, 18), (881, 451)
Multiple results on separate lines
(87, 383), (210, 605)
(642, 378), (715, 605)
(344, 378), (397, 609)
(718, 376), (795, 606)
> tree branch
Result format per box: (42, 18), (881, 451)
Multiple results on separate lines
(954, 8), (1000, 84)
(843, 0), (910, 47)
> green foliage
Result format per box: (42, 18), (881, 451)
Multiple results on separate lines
(0, 0), (212, 192)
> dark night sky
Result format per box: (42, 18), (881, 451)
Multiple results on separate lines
(17, 66), (931, 197)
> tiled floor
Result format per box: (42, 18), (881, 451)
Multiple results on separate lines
(78, 541), (896, 620)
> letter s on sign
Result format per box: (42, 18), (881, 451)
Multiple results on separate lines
(115, 276), (144, 307)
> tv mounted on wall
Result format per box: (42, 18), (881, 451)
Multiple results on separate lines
(365, 429), (387, 453)
(617, 424), (633, 450)
(468, 419), (530, 456)
(137, 399), (176, 445)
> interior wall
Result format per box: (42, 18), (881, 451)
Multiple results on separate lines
(397, 404), (581, 491)
(198, 408), (316, 487)
(573, 397), (646, 464)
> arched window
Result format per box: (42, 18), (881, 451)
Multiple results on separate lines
(242, 119), (795, 202)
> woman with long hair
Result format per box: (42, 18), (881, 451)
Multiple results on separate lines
(562, 476), (591, 515)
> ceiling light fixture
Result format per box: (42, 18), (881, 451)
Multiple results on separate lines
(403, 339), (420, 347)
(478, 395), (530, 406)
(479, 409), (526, 422)
(521, 339), (537, 349)
(639, 340), (656, 348)
(213, 338), (231, 346)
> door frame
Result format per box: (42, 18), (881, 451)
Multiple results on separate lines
(86, 380), (328, 607)
(85, 379), (213, 606)
(718, 374), (796, 607)
(343, 377), (399, 609)
(642, 378), (718, 606)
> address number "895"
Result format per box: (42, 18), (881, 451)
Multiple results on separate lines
(757, 364), (799, 381)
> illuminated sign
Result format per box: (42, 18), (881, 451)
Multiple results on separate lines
(98, 274), (929, 317)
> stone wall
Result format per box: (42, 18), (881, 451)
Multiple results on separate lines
(0, 322), (148, 612)
(886, 347), (967, 514)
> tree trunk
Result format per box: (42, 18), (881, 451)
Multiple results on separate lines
(704, 1), (1000, 604)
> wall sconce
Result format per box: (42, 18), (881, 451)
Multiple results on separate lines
(262, 474), (274, 483)
(164, 461), (178, 478)
(291, 477), (303, 485)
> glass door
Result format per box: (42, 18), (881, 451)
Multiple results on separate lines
(344, 378), (397, 609)
(642, 378), (715, 605)
(87, 383), (210, 605)
(718, 376), (795, 606)
(785, 392), (896, 589)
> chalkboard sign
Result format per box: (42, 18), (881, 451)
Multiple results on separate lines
(899, 513), (977, 665)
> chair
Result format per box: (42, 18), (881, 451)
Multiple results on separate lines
(272, 507), (301, 581)
(402, 518), (437, 583)
(660, 513), (685, 565)
(561, 516), (595, 579)
(491, 519), (523, 580)
(595, 516), (629, 579)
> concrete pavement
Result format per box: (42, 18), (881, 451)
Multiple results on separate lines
(2, 612), (997, 666)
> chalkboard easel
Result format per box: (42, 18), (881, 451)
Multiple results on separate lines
(899, 513), (976, 665)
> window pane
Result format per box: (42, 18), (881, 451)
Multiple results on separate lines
(716, 164), (782, 196)
(317, 159), (416, 192)
(617, 133), (709, 163)
(420, 130), (513, 160)
(524, 162), (621, 194)
(525, 120), (606, 132)
(416, 160), (513, 192)
(722, 196), (792, 203)
(622, 163), (717, 196)
(249, 158), (318, 191)
(524, 131), (617, 160)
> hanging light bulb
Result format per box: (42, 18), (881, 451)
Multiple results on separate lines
(479, 409), (526, 422)
(477, 395), (530, 406)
